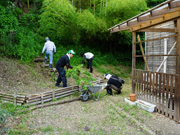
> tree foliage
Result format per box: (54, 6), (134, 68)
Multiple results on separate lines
(0, 4), (41, 62)
(0, 0), (150, 64)
(102, 0), (147, 26)
(146, 0), (166, 7)
(38, 0), (147, 55)
(39, 0), (77, 44)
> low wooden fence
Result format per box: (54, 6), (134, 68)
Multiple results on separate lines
(26, 85), (80, 106)
(0, 79), (106, 106)
(133, 69), (180, 122)
(0, 92), (26, 105)
(0, 85), (80, 106)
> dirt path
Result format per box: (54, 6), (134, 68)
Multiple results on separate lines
(24, 93), (180, 135)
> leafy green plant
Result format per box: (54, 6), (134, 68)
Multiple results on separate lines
(66, 64), (95, 89)
(50, 72), (57, 81)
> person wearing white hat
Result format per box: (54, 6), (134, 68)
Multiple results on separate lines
(55, 50), (75, 87)
(42, 37), (56, 69)
(104, 73), (125, 95)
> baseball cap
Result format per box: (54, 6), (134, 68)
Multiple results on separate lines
(68, 50), (75, 54)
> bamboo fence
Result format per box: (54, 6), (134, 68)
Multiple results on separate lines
(0, 79), (106, 106)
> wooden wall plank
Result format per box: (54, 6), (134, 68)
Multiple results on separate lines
(166, 74), (170, 116)
(169, 75), (174, 119)
(162, 73), (165, 115)
(158, 73), (161, 113)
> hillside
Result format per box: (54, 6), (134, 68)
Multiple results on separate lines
(1, 57), (180, 135)
(0, 56), (104, 94)
(0, 56), (55, 94)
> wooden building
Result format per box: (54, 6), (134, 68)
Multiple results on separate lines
(109, 0), (180, 123)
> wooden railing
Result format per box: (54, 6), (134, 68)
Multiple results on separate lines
(133, 69), (180, 122)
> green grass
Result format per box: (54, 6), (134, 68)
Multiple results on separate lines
(39, 126), (54, 132)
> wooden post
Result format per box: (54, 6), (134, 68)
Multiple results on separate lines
(52, 91), (55, 99)
(176, 19), (180, 74)
(174, 75), (180, 122)
(132, 32), (136, 93)
(176, 18), (180, 123)
(14, 92), (17, 106)
(41, 95), (44, 104)
(178, 76), (180, 123)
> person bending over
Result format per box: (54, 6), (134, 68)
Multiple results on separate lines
(81, 52), (94, 73)
(104, 73), (125, 95)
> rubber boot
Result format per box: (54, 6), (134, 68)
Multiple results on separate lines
(106, 89), (112, 95)
(49, 64), (53, 69)
(44, 59), (47, 64)
(90, 68), (93, 73)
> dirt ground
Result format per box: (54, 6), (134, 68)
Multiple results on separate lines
(1, 56), (180, 135)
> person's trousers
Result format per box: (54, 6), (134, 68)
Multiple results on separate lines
(45, 50), (53, 64)
(87, 56), (94, 72)
(56, 67), (67, 87)
(106, 84), (122, 95)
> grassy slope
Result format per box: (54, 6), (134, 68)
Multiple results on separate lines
(0, 56), (133, 134)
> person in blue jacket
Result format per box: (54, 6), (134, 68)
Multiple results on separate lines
(104, 73), (125, 95)
(55, 50), (75, 87)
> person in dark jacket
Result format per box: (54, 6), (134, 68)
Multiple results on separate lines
(104, 73), (125, 95)
(81, 52), (94, 73)
(55, 50), (75, 87)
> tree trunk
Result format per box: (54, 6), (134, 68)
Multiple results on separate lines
(27, 0), (29, 9)
(94, 0), (95, 16)
(79, 0), (81, 13)
(100, 0), (102, 12)
(105, 0), (107, 16)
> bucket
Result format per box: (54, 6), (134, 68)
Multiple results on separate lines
(129, 94), (136, 102)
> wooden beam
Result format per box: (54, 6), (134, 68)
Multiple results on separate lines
(135, 34), (178, 43)
(109, 0), (174, 31)
(110, 26), (130, 33)
(135, 54), (178, 57)
(130, 8), (180, 32)
(137, 35), (149, 71)
(137, 28), (177, 32)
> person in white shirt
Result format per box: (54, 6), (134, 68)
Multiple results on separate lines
(81, 52), (94, 73)
(42, 37), (56, 69)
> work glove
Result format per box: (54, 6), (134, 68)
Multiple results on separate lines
(66, 65), (69, 69)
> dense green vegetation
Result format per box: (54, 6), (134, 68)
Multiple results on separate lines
(0, 0), (147, 66)
(0, 0), (165, 66)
